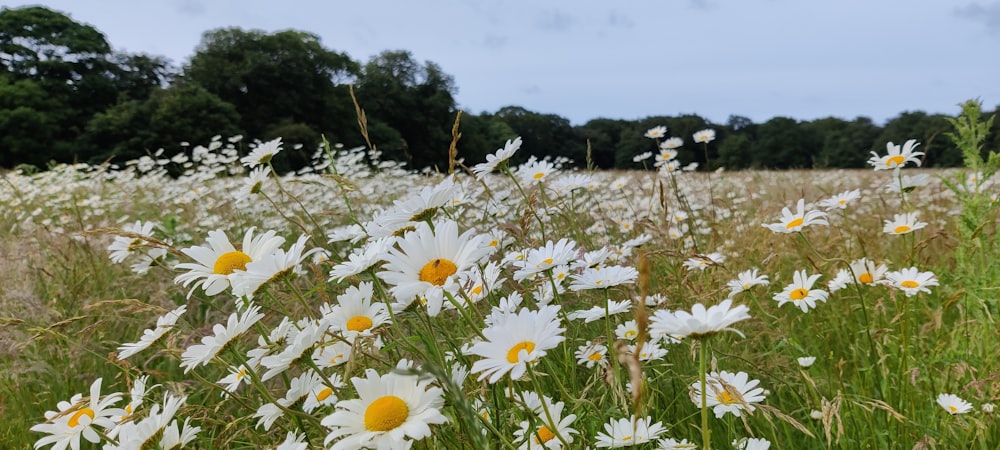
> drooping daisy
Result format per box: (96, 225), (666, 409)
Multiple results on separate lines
(648, 299), (751, 339)
(260, 321), (329, 381)
(683, 252), (726, 271)
(645, 126), (668, 139)
(107, 220), (160, 264)
(882, 212), (928, 235)
(818, 189), (861, 210)
(725, 268), (770, 298)
(690, 370), (767, 418)
(693, 129), (716, 143)
(885, 171), (931, 193)
(567, 299), (631, 323)
(254, 371), (317, 431)
(936, 393), (973, 415)
(312, 340), (354, 369)
(471, 136), (522, 179)
(513, 400), (578, 449)
(594, 415), (667, 448)
(762, 199), (828, 233)
(328, 235), (396, 282)
(235, 165), (271, 203)
(174, 228), (285, 298)
(377, 220), (492, 316)
(321, 367), (447, 450)
(179, 303), (265, 372)
(117, 305), (187, 360)
(867, 139), (923, 170)
(773, 270), (828, 313)
(465, 305), (566, 383)
(575, 341), (608, 368)
(31, 378), (125, 450)
(323, 282), (389, 340)
(241, 137), (283, 168)
(109, 394), (187, 449)
(512, 238), (578, 281)
(232, 234), (320, 299)
(884, 267), (938, 297)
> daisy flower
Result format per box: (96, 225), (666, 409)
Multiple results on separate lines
(321, 367), (447, 450)
(312, 340), (354, 369)
(691, 370), (767, 418)
(465, 305), (566, 383)
(648, 298), (751, 339)
(377, 220), (492, 316)
(884, 267), (938, 296)
(882, 212), (927, 235)
(762, 199), (828, 233)
(818, 189), (861, 210)
(797, 356), (816, 368)
(726, 268), (770, 298)
(323, 282), (389, 339)
(513, 400), (578, 449)
(217, 363), (256, 396)
(512, 238), (578, 281)
(683, 252), (726, 271)
(657, 437), (697, 449)
(231, 235), (320, 299)
(117, 305), (187, 360)
(174, 227), (285, 298)
(626, 341), (668, 362)
(31, 378), (125, 450)
(575, 341), (608, 368)
(260, 321), (329, 381)
(254, 371), (317, 431)
(241, 137), (283, 168)
(275, 431), (308, 450)
(179, 303), (265, 372)
(773, 270), (828, 313)
(567, 299), (631, 323)
(867, 139), (923, 170)
(885, 171), (931, 193)
(734, 437), (772, 450)
(107, 220), (159, 264)
(471, 136), (522, 179)
(518, 157), (558, 184)
(302, 372), (346, 414)
(693, 129), (716, 143)
(661, 137), (683, 150)
(616, 320), (640, 341)
(328, 236), (396, 282)
(936, 393), (973, 415)
(109, 394), (187, 449)
(645, 126), (667, 139)
(235, 165), (271, 203)
(594, 415), (666, 448)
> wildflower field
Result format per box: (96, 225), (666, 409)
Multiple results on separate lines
(2, 103), (999, 449)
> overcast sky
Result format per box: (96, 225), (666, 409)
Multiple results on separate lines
(8, 0), (1000, 125)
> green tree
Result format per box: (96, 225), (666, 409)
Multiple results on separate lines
(354, 50), (458, 170)
(82, 83), (241, 164)
(807, 116), (881, 168)
(751, 117), (820, 169)
(494, 106), (584, 165)
(185, 28), (360, 146)
(453, 112), (518, 170)
(577, 118), (629, 168)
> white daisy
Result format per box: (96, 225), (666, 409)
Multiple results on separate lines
(107, 220), (159, 264)
(568, 266), (639, 291)
(645, 126), (667, 139)
(322, 282), (389, 339)
(180, 303), (265, 372)
(575, 341), (608, 368)
(567, 299), (631, 323)
(235, 165), (271, 203)
(818, 189), (861, 210)
(174, 228), (285, 298)
(936, 393), (973, 415)
(321, 367), (447, 449)
(117, 305), (187, 360)
(773, 270), (828, 313)
(867, 139), (923, 170)
(882, 211), (928, 235)
(884, 267), (938, 297)
(693, 129), (716, 143)
(260, 321), (329, 381)
(513, 400), (578, 449)
(241, 137), (283, 168)
(472, 136), (522, 179)
(683, 252), (726, 271)
(512, 238), (578, 281)
(726, 268), (770, 298)
(762, 199), (828, 233)
(231, 234), (320, 299)
(594, 415), (666, 448)
(377, 220), (492, 316)
(31, 378), (125, 450)
(691, 370), (767, 418)
(648, 299), (751, 339)
(465, 305), (566, 383)
(328, 236), (396, 282)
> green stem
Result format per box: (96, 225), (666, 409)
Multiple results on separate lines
(700, 338), (711, 450)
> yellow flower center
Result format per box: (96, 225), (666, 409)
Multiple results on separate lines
(887, 155), (905, 166)
(838, 199), (846, 205)
(900, 280), (919, 289)
(790, 288), (809, 300)
(488, 239), (499, 247)
(68, 407), (95, 428)
(786, 218), (804, 229)
(507, 341), (536, 363)
(717, 390), (736, 405)
(859, 273), (874, 284)
(330, 353), (345, 364)
(471, 285), (484, 295)
(346, 315), (373, 332)
(624, 330), (637, 339)
(419, 258), (457, 286)
(316, 387), (334, 402)
(534, 425), (556, 443)
(542, 258), (554, 266)
(949, 405), (958, 413)
(893, 225), (911, 234)
(237, 367), (247, 379)
(364, 395), (409, 432)
(213, 251), (252, 275)
(588, 352), (603, 361)
(533, 172), (545, 180)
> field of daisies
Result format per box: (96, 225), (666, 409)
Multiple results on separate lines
(1, 103), (998, 449)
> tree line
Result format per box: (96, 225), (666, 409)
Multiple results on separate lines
(2, 6), (998, 173)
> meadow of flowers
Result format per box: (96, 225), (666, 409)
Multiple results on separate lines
(1, 102), (998, 449)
